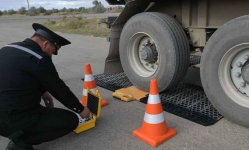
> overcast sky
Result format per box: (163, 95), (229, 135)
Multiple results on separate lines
(0, 0), (110, 11)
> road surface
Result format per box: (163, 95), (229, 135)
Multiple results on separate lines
(0, 15), (248, 150)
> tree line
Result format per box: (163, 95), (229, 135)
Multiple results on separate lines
(0, 0), (123, 16)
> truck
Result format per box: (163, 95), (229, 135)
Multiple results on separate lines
(103, 0), (249, 128)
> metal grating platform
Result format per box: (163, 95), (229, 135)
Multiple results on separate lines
(93, 72), (133, 91)
(93, 72), (223, 126)
(140, 82), (223, 126)
(88, 55), (223, 126)
(190, 55), (201, 65)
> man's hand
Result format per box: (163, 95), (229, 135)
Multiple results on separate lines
(79, 106), (90, 118)
(42, 92), (54, 107)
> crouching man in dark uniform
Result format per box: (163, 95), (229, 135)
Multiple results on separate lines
(0, 23), (90, 150)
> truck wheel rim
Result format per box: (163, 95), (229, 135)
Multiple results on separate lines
(219, 43), (249, 108)
(128, 33), (159, 77)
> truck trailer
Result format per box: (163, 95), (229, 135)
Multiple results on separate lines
(104, 0), (249, 128)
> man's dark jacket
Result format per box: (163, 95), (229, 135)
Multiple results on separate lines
(0, 38), (84, 113)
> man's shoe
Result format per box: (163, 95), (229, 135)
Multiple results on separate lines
(5, 141), (34, 150)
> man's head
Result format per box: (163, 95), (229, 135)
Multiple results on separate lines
(31, 23), (71, 56)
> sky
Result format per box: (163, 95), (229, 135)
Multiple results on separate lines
(0, 0), (110, 11)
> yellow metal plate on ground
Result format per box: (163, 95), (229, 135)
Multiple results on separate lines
(113, 91), (134, 102)
(112, 86), (148, 101)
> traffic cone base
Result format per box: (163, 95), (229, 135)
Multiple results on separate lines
(101, 99), (108, 107)
(133, 127), (176, 147)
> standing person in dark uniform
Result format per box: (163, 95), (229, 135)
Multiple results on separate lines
(0, 23), (90, 150)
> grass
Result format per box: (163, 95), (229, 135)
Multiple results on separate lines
(0, 14), (25, 17)
(43, 16), (110, 37)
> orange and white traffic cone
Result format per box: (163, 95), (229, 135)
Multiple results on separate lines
(133, 79), (176, 147)
(81, 63), (108, 107)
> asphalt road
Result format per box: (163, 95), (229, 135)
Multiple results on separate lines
(0, 16), (249, 150)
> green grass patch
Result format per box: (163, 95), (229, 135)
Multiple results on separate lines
(43, 16), (110, 37)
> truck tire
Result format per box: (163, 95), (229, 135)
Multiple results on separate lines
(119, 12), (190, 92)
(201, 15), (249, 127)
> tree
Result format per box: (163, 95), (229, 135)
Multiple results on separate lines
(44, 10), (52, 16)
(67, 8), (74, 13)
(61, 7), (67, 12)
(92, 0), (106, 13)
(28, 7), (37, 16)
(79, 7), (88, 13)
(94, 5), (106, 13)
(76, 8), (81, 12)
(0, 11), (3, 16)
(87, 8), (92, 13)
(37, 6), (46, 14)
(7, 9), (16, 15)
(92, 0), (100, 7)
(3, 10), (8, 14)
(18, 7), (27, 15)
(52, 8), (59, 13)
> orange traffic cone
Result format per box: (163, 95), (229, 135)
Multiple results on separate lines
(81, 63), (108, 107)
(133, 79), (176, 147)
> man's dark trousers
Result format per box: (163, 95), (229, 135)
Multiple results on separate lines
(0, 105), (79, 146)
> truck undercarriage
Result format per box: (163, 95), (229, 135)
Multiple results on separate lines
(104, 0), (249, 127)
